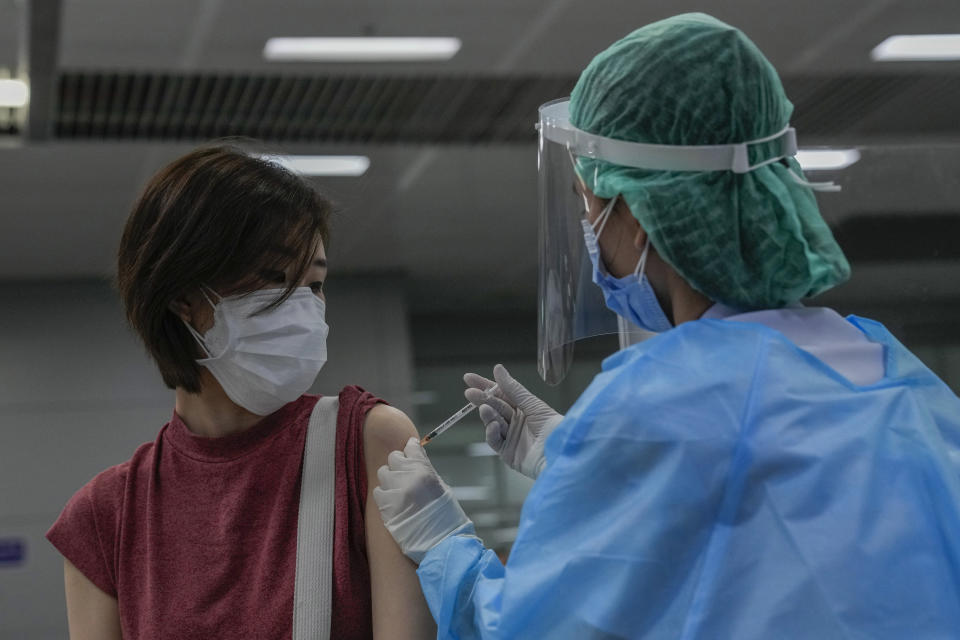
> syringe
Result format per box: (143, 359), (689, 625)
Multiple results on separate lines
(420, 384), (500, 446)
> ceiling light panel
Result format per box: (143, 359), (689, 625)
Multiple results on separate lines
(0, 79), (28, 107)
(259, 155), (370, 177)
(872, 35), (960, 61)
(263, 37), (462, 62)
(796, 149), (861, 171)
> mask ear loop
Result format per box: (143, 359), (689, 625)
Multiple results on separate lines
(199, 285), (222, 308)
(183, 321), (213, 358)
(181, 285), (222, 359)
(567, 145), (594, 216)
(591, 163), (602, 230)
(634, 237), (652, 280)
(593, 196), (617, 239)
(587, 160), (622, 239)
(567, 148), (619, 239)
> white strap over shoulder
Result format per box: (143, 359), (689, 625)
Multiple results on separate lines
(293, 395), (340, 640)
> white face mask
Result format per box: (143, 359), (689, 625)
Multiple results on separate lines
(183, 287), (329, 416)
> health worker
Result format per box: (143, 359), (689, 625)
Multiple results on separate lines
(373, 13), (960, 639)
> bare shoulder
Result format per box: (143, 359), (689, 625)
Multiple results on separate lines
(362, 404), (418, 470)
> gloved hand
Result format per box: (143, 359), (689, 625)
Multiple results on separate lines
(464, 364), (564, 480)
(373, 437), (477, 564)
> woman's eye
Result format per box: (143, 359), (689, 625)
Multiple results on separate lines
(310, 282), (324, 294)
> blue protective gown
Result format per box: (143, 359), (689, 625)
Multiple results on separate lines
(418, 316), (960, 639)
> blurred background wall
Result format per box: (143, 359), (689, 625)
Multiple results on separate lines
(1, 1), (959, 636)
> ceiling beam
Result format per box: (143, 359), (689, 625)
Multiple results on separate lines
(19, 0), (63, 141)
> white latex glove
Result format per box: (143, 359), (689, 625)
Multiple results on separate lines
(463, 364), (564, 480)
(373, 437), (476, 564)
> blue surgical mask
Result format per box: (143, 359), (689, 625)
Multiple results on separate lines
(580, 196), (673, 333)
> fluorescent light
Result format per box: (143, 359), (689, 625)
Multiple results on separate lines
(0, 79), (28, 107)
(263, 37), (461, 62)
(872, 34), (960, 61)
(796, 149), (861, 171)
(260, 155), (370, 177)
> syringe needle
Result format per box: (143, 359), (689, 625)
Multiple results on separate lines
(420, 384), (499, 446)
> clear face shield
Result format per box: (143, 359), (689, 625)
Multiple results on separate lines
(536, 98), (819, 385)
(536, 100), (619, 385)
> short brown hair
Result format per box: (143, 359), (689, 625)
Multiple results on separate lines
(117, 143), (331, 393)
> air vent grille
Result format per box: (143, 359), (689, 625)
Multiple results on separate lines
(54, 72), (577, 143)
(0, 71), (956, 143)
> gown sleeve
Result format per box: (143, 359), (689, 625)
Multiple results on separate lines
(416, 326), (757, 639)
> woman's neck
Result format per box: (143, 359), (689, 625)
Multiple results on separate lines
(174, 370), (263, 438)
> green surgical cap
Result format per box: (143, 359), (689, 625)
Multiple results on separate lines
(570, 12), (850, 310)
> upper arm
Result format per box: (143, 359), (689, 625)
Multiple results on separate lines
(64, 558), (122, 640)
(362, 404), (437, 639)
(363, 404), (419, 476)
(49, 468), (126, 639)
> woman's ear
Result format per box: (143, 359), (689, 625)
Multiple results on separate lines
(169, 298), (192, 324)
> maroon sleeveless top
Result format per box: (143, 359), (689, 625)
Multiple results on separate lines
(47, 387), (381, 639)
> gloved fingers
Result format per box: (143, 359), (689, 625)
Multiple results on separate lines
(463, 372), (496, 392)
(403, 436), (425, 458)
(371, 485), (388, 510)
(464, 385), (508, 409)
(372, 485), (423, 522)
(492, 363), (531, 407)
(386, 449), (410, 470)
(476, 393), (516, 423)
(376, 464), (391, 488)
(478, 402), (511, 432)
(477, 402), (499, 424)
(485, 419), (505, 452)
(372, 485), (394, 509)
(494, 363), (550, 415)
(503, 407), (527, 453)
(377, 464), (419, 491)
(464, 387), (491, 407)
(372, 485), (404, 517)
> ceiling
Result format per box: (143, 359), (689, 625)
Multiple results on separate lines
(38, 0), (960, 76)
(0, 0), (958, 317)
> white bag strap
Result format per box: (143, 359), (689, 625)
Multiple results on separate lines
(293, 395), (340, 640)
